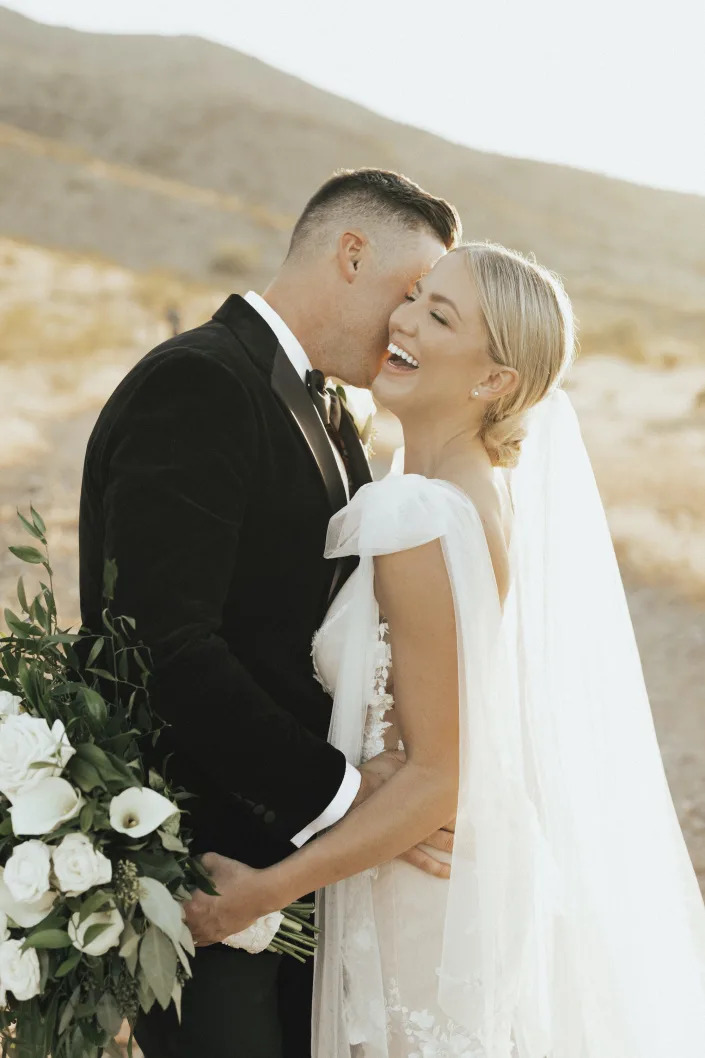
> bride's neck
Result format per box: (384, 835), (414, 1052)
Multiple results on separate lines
(401, 418), (488, 479)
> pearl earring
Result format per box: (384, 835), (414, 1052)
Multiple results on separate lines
(472, 389), (480, 398)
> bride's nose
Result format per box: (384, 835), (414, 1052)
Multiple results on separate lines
(389, 300), (417, 338)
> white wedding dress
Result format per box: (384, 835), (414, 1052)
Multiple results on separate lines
(314, 539), (491, 1058)
(310, 392), (705, 1058)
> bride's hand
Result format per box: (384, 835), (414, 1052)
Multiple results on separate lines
(185, 852), (273, 948)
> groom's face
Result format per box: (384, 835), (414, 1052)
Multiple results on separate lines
(340, 230), (447, 388)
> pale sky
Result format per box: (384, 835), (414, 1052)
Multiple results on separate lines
(5, 0), (705, 197)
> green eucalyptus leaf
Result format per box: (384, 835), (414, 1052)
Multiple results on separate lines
(55, 948), (82, 977)
(17, 510), (44, 542)
(87, 666), (118, 682)
(4, 609), (39, 637)
(80, 686), (107, 726)
(75, 741), (136, 786)
(58, 984), (81, 1035)
(138, 876), (185, 947)
(16, 576), (29, 613)
(30, 505), (46, 536)
(30, 594), (49, 632)
(68, 755), (106, 793)
(139, 925), (176, 1010)
(77, 888), (112, 924)
(21, 929), (72, 950)
(96, 991), (122, 1037)
(82, 920), (110, 947)
(137, 979), (156, 1017)
(85, 636), (105, 669)
(8, 544), (43, 565)
(79, 801), (95, 833)
(158, 829), (187, 854)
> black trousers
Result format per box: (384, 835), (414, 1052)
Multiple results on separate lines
(135, 944), (313, 1058)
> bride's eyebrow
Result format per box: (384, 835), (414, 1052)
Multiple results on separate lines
(415, 280), (462, 321)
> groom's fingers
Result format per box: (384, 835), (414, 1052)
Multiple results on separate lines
(423, 828), (455, 854)
(399, 845), (451, 879)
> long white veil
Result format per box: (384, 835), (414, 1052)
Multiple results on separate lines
(485, 388), (705, 1055)
(313, 389), (705, 1057)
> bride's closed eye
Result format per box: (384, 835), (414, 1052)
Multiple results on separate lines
(404, 293), (449, 326)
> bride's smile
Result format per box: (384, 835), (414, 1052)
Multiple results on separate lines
(373, 250), (517, 431)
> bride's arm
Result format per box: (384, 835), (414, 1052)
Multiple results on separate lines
(257, 537), (460, 909)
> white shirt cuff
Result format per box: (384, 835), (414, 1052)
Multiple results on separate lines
(290, 762), (361, 847)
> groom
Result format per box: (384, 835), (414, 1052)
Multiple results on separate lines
(78, 168), (460, 1057)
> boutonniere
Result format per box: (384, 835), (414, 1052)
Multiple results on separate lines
(330, 384), (377, 450)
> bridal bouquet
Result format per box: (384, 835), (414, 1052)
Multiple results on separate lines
(0, 509), (316, 1058)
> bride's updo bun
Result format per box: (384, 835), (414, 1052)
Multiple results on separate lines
(461, 242), (576, 468)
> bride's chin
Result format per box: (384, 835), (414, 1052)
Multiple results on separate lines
(372, 371), (418, 414)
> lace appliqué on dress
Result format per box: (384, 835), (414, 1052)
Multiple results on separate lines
(362, 622), (395, 762)
(384, 977), (488, 1058)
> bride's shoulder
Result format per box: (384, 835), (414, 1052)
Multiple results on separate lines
(324, 473), (484, 561)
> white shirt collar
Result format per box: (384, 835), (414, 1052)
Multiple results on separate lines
(244, 291), (312, 383)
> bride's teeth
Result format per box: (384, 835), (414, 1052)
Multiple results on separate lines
(387, 343), (419, 369)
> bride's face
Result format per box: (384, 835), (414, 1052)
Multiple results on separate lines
(372, 251), (493, 420)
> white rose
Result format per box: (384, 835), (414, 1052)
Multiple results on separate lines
(109, 787), (178, 839)
(3, 840), (51, 904)
(0, 939), (41, 1000)
(0, 692), (22, 718)
(0, 911), (9, 943)
(10, 777), (83, 836)
(68, 906), (123, 957)
(52, 834), (112, 897)
(0, 715), (74, 802)
(0, 867), (56, 928)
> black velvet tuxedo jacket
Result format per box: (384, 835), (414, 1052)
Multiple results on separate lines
(78, 295), (364, 868)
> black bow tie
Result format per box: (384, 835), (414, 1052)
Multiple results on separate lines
(306, 369), (339, 429)
(305, 370), (372, 496)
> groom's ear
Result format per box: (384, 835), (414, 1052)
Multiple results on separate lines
(337, 231), (367, 283)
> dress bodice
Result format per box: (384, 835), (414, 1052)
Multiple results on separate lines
(313, 572), (398, 763)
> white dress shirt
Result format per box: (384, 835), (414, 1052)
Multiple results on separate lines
(244, 291), (361, 846)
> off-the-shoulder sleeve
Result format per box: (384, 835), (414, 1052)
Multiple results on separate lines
(324, 474), (468, 559)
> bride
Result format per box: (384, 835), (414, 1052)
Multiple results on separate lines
(195, 243), (705, 1056)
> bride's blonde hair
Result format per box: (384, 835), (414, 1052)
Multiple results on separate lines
(461, 242), (576, 468)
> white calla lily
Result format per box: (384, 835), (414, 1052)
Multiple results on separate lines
(109, 787), (178, 839)
(0, 867), (56, 928)
(10, 777), (83, 836)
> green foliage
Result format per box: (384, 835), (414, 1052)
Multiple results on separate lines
(0, 510), (210, 1058)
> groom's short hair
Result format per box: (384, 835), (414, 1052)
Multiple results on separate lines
(287, 168), (461, 258)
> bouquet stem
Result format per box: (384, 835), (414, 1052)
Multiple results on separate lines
(267, 901), (320, 963)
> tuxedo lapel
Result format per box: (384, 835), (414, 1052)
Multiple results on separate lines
(271, 344), (348, 514)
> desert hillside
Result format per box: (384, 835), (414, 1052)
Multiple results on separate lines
(1, 5), (704, 362)
(0, 4), (704, 912)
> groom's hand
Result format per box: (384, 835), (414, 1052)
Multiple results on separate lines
(399, 821), (455, 879)
(185, 853), (266, 948)
(352, 750), (455, 878)
(352, 748), (406, 809)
